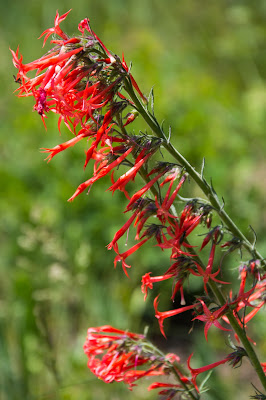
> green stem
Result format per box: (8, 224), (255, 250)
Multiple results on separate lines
(123, 77), (266, 392)
(123, 77), (265, 268)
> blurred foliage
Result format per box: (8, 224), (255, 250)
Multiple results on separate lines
(1, 0), (266, 399)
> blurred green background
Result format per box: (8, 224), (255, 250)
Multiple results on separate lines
(1, 0), (266, 399)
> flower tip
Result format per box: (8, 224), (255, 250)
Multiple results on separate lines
(153, 294), (160, 310)
(161, 329), (167, 339)
(67, 194), (76, 202)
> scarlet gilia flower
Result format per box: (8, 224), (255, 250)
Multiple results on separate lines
(39, 9), (71, 46)
(165, 256), (198, 303)
(123, 111), (139, 127)
(112, 223), (168, 277)
(148, 352), (195, 398)
(191, 241), (230, 294)
(141, 272), (174, 301)
(229, 267), (255, 309)
(222, 279), (266, 344)
(154, 295), (200, 338)
(187, 348), (246, 392)
(192, 299), (230, 341)
(155, 174), (187, 225)
(134, 200), (157, 240)
(112, 239), (149, 277)
(107, 209), (140, 251)
(83, 325), (180, 390)
(148, 382), (183, 399)
(125, 170), (167, 212)
(142, 256), (196, 304)
(107, 149), (155, 195)
(158, 203), (202, 258)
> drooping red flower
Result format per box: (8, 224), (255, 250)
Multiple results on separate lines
(187, 347), (247, 391)
(107, 150), (154, 195)
(107, 209), (140, 251)
(83, 325), (180, 390)
(68, 147), (134, 201)
(156, 203), (203, 260)
(154, 295), (200, 338)
(126, 171), (166, 212)
(155, 174), (186, 225)
(187, 353), (230, 391)
(141, 272), (174, 301)
(113, 238), (149, 277)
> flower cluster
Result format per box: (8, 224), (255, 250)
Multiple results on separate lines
(83, 325), (194, 395)
(12, 10), (266, 399)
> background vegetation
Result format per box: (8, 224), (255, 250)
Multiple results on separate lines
(1, 0), (266, 399)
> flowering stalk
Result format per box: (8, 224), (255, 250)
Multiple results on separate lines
(123, 77), (266, 269)
(122, 76), (266, 394)
(12, 10), (266, 398)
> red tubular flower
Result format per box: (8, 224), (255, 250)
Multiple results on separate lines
(126, 171), (166, 211)
(68, 147), (133, 201)
(107, 150), (154, 194)
(159, 166), (182, 187)
(84, 325), (177, 390)
(123, 111), (138, 127)
(242, 300), (265, 324)
(158, 204), (202, 258)
(154, 296), (199, 338)
(162, 174), (187, 211)
(188, 347), (247, 391)
(187, 353), (230, 391)
(232, 269), (256, 309)
(192, 299), (230, 341)
(163, 257), (197, 304)
(141, 272), (174, 301)
(190, 242), (230, 294)
(223, 281), (266, 344)
(148, 382), (182, 390)
(154, 176), (186, 225)
(41, 129), (95, 162)
(39, 10), (71, 46)
(107, 209), (139, 250)
(191, 263), (229, 295)
(133, 200), (157, 239)
(148, 382), (183, 399)
(200, 225), (223, 251)
(113, 238), (149, 277)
